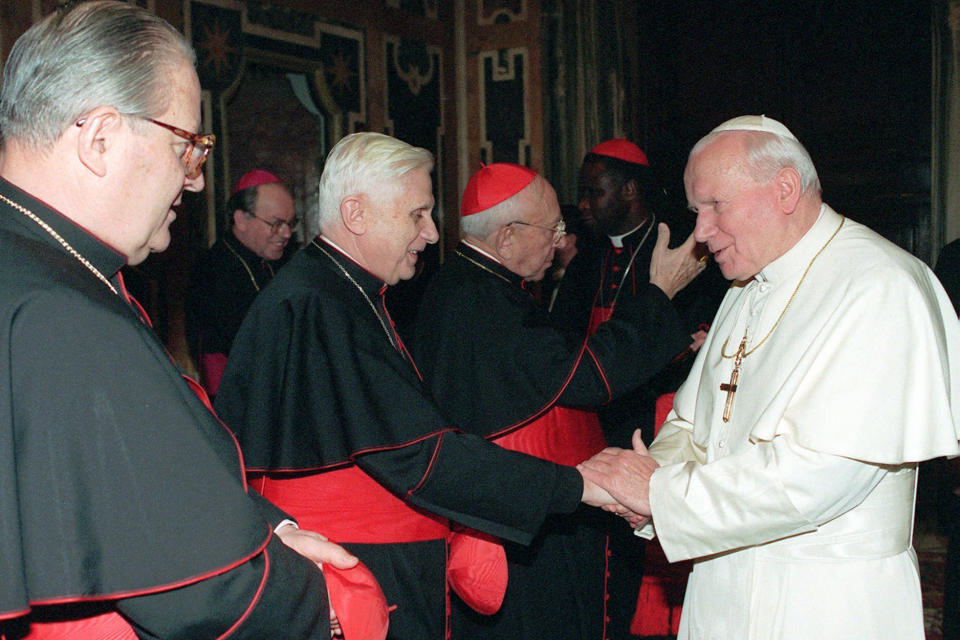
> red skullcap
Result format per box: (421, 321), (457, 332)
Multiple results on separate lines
(461, 163), (537, 217)
(589, 139), (649, 166)
(232, 169), (283, 194)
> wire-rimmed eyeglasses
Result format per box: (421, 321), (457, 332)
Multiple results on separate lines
(508, 218), (567, 244)
(249, 213), (301, 235)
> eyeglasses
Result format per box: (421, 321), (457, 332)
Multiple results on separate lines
(77, 115), (215, 180)
(508, 218), (567, 244)
(144, 118), (215, 179)
(249, 213), (301, 234)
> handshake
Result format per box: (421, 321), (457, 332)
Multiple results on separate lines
(577, 429), (657, 530)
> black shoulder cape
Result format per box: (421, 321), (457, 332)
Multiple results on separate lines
(0, 179), (278, 619)
(216, 239), (583, 544)
(412, 242), (691, 437)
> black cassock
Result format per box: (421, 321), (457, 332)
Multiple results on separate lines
(216, 237), (583, 639)
(411, 242), (689, 640)
(552, 219), (728, 446)
(550, 219), (726, 638)
(184, 234), (284, 397)
(0, 178), (330, 639)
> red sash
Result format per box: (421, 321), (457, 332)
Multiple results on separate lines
(252, 467), (448, 544)
(19, 612), (136, 640)
(630, 391), (692, 637)
(493, 405), (607, 465)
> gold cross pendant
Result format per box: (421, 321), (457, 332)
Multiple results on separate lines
(720, 336), (746, 422)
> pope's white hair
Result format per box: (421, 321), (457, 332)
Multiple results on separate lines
(689, 128), (822, 195)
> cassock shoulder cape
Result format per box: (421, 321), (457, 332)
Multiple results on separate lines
(0, 178), (328, 637)
(412, 242), (691, 437)
(215, 239), (582, 545)
(185, 234), (274, 359)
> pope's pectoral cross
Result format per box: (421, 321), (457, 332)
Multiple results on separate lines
(721, 336), (747, 422)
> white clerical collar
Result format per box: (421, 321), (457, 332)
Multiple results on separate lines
(462, 239), (504, 264)
(608, 219), (650, 248)
(318, 235), (351, 258)
(757, 204), (836, 285)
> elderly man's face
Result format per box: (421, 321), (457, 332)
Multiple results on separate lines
(504, 180), (565, 282)
(119, 60), (205, 265)
(362, 166), (438, 285)
(685, 135), (784, 281)
(234, 182), (297, 261)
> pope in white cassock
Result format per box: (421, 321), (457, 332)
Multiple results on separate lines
(579, 115), (960, 639)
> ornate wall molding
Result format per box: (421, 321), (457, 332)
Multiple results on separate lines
(384, 35), (446, 239)
(384, 0), (439, 19)
(185, 0), (367, 242)
(478, 0), (526, 25)
(478, 47), (530, 165)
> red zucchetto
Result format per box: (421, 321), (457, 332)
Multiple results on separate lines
(589, 139), (649, 167)
(232, 169), (283, 194)
(461, 163), (537, 217)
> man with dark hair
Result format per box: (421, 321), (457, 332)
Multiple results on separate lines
(186, 169), (299, 395)
(554, 139), (721, 448)
(0, 2), (357, 638)
(552, 140), (721, 636)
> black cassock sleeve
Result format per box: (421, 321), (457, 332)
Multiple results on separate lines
(412, 254), (691, 436)
(1, 285), (329, 636)
(117, 535), (329, 639)
(355, 432), (583, 544)
(217, 253), (584, 547)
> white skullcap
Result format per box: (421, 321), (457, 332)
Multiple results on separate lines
(710, 115), (798, 142)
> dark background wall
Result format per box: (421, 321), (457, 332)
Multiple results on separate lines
(545, 0), (932, 257)
(0, 0), (939, 361)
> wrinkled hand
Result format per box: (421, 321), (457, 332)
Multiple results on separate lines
(578, 430), (659, 517)
(649, 224), (705, 300)
(580, 474), (617, 508)
(276, 524), (359, 637)
(599, 497), (650, 529)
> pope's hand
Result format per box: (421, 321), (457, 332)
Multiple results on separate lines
(578, 429), (658, 517)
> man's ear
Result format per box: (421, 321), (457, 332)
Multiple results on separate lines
(232, 209), (250, 232)
(775, 167), (803, 214)
(493, 224), (515, 261)
(620, 178), (639, 203)
(76, 106), (123, 177)
(340, 195), (366, 235)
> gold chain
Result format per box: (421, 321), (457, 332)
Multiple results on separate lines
(223, 236), (273, 292)
(455, 250), (511, 284)
(0, 192), (118, 295)
(312, 239), (397, 349)
(721, 216), (844, 359)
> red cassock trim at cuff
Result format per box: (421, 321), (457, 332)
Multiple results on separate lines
(17, 612), (137, 640)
